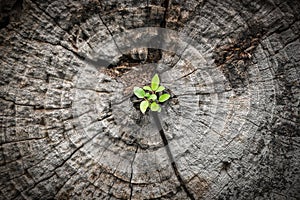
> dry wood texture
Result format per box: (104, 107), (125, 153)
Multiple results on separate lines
(0, 0), (299, 199)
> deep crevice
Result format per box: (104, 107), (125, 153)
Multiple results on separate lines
(129, 146), (138, 200)
(161, 0), (170, 28)
(152, 112), (195, 200)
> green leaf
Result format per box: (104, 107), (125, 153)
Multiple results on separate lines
(148, 94), (157, 101)
(143, 86), (152, 91)
(151, 74), (160, 91)
(140, 100), (149, 114)
(156, 86), (165, 92)
(159, 93), (170, 102)
(158, 107), (162, 112)
(145, 93), (150, 98)
(150, 102), (160, 112)
(134, 87), (145, 98)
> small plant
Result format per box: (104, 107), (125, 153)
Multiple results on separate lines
(133, 74), (170, 114)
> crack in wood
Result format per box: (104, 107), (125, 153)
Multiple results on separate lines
(1, 0), (300, 199)
(53, 170), (77, 197)
(97, 9), (122, 55)
(151, 112), (196, 200)
(129, 146), (138, 200)
(161, 0), (170, 28)
(0, 137), (48, 146)
(15, 131), (100, 197)
(106, 160), (123, 200)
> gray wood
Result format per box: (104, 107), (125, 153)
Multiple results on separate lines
(0, 0), (299, 199)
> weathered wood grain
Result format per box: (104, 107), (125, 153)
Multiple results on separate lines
(0, 0), (299, 199)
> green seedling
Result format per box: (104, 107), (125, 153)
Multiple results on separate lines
(133, 74), (171, 114)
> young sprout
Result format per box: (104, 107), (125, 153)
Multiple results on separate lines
(133, 74), (171, 114)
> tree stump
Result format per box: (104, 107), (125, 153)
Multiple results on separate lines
(0, 0), (299, 199)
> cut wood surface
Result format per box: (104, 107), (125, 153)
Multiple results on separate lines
(0, 0), (299, 199)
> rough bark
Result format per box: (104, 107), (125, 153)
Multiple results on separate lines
(0, 0), (299, 199)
